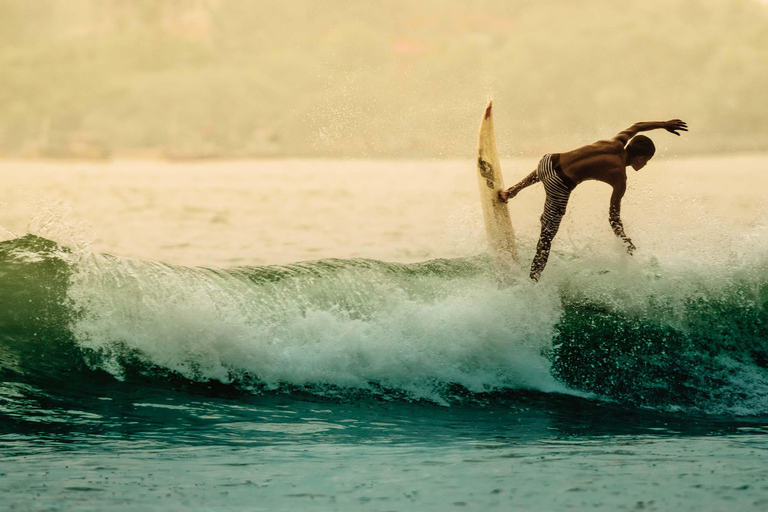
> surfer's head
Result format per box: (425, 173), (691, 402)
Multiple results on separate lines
(626, 135), (655, 171)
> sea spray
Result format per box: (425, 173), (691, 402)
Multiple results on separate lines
(551, 226), (768, 414)
(66, 249), (566, 402)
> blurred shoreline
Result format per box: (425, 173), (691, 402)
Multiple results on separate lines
(2, 144), (767, 163)
(2, 1), (767, 161)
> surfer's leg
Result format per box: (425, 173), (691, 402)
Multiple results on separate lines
(529, 154), (573, 281)
(530, 225), (558, 282)
(500, 170), (539, 202)
(530, 195), (568, 281)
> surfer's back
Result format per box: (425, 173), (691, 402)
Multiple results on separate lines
(558, 140), (627, 187)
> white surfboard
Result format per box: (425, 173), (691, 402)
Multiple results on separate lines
(476, 101), (519, 266)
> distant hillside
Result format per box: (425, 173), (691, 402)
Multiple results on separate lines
(1, 0), (767, 159)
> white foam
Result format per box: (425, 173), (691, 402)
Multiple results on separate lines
(67, 254), (571, 402)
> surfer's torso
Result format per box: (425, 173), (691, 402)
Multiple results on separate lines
(557, 139), (628, 189)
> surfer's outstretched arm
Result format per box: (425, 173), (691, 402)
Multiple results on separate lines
(499, 170), (539, 203)
(613, 120), (688, 145)
(609, 182), (635, 255)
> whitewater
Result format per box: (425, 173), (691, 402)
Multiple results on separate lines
(2, 158), (768, 511)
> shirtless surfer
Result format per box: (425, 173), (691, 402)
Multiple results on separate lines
(499, 120), (688, 282)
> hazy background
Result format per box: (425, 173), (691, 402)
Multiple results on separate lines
(1, 0), (767, 160)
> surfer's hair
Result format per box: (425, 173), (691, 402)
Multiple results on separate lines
(626, 135), (656, 159)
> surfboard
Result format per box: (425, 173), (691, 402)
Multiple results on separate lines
(476, 101), (519, 266)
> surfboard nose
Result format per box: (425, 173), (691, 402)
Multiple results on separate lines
(484, 101), (493, 120)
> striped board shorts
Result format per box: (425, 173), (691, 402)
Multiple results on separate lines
(537, 153), (576, 233)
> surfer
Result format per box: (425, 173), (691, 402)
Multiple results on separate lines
(499, 119), (688, 282)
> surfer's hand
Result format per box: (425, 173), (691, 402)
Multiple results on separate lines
(498, 188), (516, 203)
(663, 119), (688, 136)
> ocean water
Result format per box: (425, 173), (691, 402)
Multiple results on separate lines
(2, 157), (768, 511)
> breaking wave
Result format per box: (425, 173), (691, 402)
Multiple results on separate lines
(1, 233), (767, 415)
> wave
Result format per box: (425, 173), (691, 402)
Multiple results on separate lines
(1, 234), (768, 414)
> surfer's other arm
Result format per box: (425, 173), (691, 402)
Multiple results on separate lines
(612, 120), (688, 145)
(609, 181), (635, 255)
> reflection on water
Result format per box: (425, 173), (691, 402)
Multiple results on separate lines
(3, 381), (768, 511)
